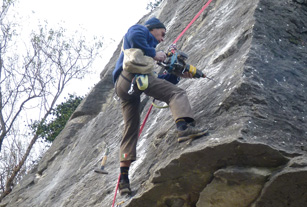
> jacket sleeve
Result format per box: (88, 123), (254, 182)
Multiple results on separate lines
(158, 73), (180, 84)
(126, 26), (156, 58)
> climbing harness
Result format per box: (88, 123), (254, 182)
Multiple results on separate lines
(111, 0), (214, 206)
(151, 100), (169, 109)
(127, 77), (135, 95)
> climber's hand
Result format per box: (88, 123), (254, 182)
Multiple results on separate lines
(154, 51), (167, 62)
(181, 71), (193, 79)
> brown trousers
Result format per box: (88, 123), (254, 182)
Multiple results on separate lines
(115, 70), (194, 162)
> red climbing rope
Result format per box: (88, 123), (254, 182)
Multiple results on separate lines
(139, 104), (154, 137)
(112, 0), (214, 206)
(111, 174), (121, 207)
(173, 0), (213, 44)
(111, 104), (153, 207)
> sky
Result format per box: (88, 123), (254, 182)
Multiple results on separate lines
(3, 0), (153, 157)
(15, 0), (152, 96)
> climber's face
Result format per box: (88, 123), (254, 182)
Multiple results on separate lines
(150, 28), (166, 43)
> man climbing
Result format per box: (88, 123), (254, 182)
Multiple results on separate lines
(112, 17), (208, 195)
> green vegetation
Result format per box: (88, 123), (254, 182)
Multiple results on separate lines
(31, 94), (83, 142)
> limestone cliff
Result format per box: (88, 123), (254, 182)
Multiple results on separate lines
(1, 0), (307, 206)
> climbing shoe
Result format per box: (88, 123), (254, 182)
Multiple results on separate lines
(177, 125), (209, 143)
(119, 179), (131, 196)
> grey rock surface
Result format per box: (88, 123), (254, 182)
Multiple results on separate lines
(1, 0), (306, 206)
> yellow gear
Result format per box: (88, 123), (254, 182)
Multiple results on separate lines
(136, 75), (148, 91)
(187, 64), (197, 76)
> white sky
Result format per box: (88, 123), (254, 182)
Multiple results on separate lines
(2, 0), (152, 161)
(15, 0), (152, 96)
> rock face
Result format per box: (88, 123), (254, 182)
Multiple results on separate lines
(1, 0), (307, 206)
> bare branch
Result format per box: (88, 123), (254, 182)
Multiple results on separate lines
(0, 2), (103, 199)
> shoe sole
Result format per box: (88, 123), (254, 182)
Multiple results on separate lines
(119, 188), (131, 196)
(177, 129), (209, 143)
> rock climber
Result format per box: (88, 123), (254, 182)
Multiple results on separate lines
(112, 17), (208, 195)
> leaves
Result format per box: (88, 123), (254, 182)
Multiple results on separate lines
(30, 94), (83, 142)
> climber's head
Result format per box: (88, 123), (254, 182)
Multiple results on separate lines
(145, 17), (166, 43)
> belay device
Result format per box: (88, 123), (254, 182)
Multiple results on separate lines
(159, 49), (206, 78)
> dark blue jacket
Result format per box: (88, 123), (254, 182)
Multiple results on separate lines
(112, 24), (179, 84)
